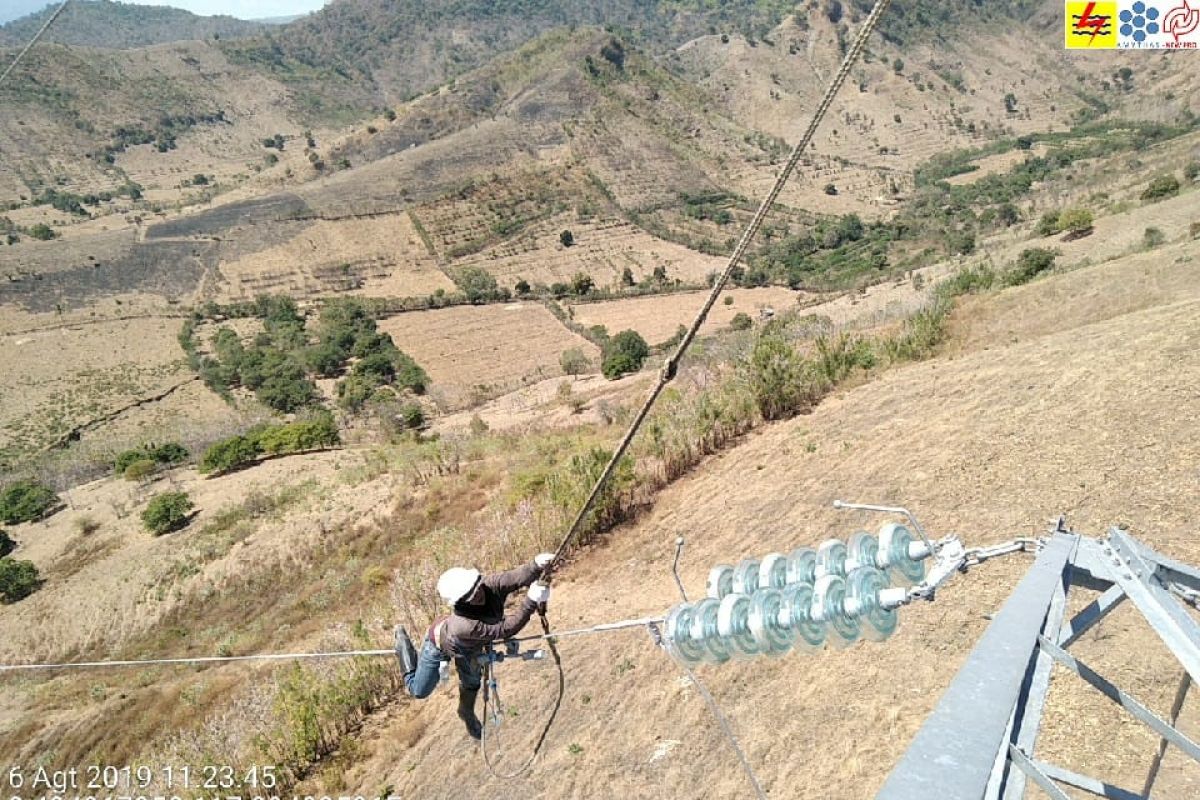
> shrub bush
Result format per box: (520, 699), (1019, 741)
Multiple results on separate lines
(201, 416), (340, 474)
(0, 480), (60, 524)
(746, 324), (810, 420)
(1143, 227), (1166, 248)
(1005, 248), (1057, 286)
(560, 348), (591, 376)
(142, 492), (195, 535)
(0, 530), (14, 558)
(1035, 210), (1063, 236)
(399, 403), (425, 430)
(199, 434), (262, 475)
(123, 459), (158, 482)
(0, 558), (41, 603)
(942, 265), (996, 296)
(27, 224), (56, 241)
(601, 330), (650, 379)
(730, 312), (754, 331)
(1141, 174), (1180, 201)
(115, 442), (188, 475)
(74, 516), (101, 536)
(1057, 208), (1094, 237)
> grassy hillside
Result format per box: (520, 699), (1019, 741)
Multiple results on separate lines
(0, 0), (270, 48)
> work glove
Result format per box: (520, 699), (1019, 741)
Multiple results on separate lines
(527, 581), (551, 606)
(534, 552), (555, 568)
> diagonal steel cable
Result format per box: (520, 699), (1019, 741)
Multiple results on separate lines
(542, 0), (895, 581)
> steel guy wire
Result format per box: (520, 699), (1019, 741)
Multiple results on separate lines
(0, 614), (667, 673)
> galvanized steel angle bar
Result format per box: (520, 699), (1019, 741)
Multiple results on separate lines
(1024, 757), (1145, 800)
(1007, 746), (1073, 800)
(875, 533), (1077, 800)
(1057, 584), (1127, 649)
(1105, 529), (1200, 684)
(1000, 535), (1076, 800)
(1036, 635), (1200, 763)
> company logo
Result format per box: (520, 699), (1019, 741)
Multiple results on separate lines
(1067, 0), (1118, 46)
(1120, 1), (1161, 41)
(1067, 0), (1200, 46)
(1163, 0), (1200, 44)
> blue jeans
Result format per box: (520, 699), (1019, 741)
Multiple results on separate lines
(405, 638), (482, 698)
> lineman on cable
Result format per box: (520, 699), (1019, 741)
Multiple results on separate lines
(395, 554), (554, 739)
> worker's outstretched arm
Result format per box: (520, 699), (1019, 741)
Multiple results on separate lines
(453, 583), (551, 647)
(482, 553), (554, 597)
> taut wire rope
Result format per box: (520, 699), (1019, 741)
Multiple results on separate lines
(0, 0), (72, 87)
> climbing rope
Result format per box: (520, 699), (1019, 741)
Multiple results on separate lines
(480, 611), (566, 779)
(0, 0), (72, 88)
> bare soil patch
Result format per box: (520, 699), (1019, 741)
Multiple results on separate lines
(376, 303), (599, 410)
(568, 286), (808, 344)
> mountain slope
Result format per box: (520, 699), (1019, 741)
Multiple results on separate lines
(0, 0), (270, 48)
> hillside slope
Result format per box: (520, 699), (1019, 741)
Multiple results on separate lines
(333, 242), (1200, 798)
(0, 0), (270, 48)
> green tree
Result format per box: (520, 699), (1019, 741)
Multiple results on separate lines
(456, 266), (500, 304)
(28, 224), (56, 241)
(0, 481), (59, 524)
(571, 272), (594, 295)
(199, 435), (262, 475)
(1140, 174), (1180, 201)
(1004, 93), (1018, 113)
(620, 267), (635, 287)
(823, 183), (838, 196)
(257, 371), (318, 413)
(0, 530), (14, 559)
(142, 492), (195, 535)
(1057, 208), (1094, 237)
(560, 348), (591, 376)
(399, 403), (425, 430)
(892, 58), (904, 74)
(1036, 210), (1061, 236)
(0, 558), (40, 603)
(560, 229), (575, 247)
(601, 330), (649, 379)
(730, 312), (754, 331)
(996, 203), (1020, 227)
(600, 38), (625, 69)
(514, 277), (531, 295)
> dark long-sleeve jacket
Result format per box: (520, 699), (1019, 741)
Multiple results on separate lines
(438, 561), (543, 658)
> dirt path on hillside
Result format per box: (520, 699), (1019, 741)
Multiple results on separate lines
(333, 245), (1200, 798)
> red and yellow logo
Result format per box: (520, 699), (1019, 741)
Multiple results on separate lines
(1066, 1), (1119, 47)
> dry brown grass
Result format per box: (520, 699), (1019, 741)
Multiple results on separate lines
(213, 215), (455, 302)
(568, 286), (807, 344)
(329, 235), (1200, 798)
(376, 302), (600, 409)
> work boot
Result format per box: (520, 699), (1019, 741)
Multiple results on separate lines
(394, 625), (418, 677)
(457, 686), (483, 741)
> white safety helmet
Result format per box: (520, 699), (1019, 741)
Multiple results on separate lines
(437, 567), (481, 605)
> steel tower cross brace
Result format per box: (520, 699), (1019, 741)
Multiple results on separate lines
(877, 524), (1200, 800)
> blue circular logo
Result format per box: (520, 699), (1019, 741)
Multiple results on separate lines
(1121, 2), (1162, 42)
